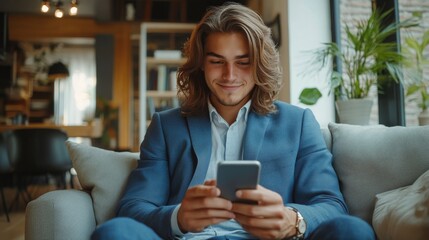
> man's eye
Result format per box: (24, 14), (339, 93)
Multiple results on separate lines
(237, 61), (250, 65)
(210, 60), (223, 64)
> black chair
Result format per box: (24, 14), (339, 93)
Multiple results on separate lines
(8, 128), (73, 210)
(0, 131), (13, 222)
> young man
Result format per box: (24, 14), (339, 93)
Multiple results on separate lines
(92, 3), (375, 240)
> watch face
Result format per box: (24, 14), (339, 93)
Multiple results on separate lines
(298, 219), (307, 233)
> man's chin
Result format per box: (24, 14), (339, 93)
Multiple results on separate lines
(218, 98), (247, 107)
(210, 93), (250, 108)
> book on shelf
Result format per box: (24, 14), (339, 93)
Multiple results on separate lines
(154, 50), (182, 59)
(148, 68), (158, 90)
(157, 65), (167, 91)
(169, 70), (177, 91)
(149, 65), (179, 91)
(172, 98), (179, 108)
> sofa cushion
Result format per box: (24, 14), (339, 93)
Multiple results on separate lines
(372, 169), (429, 240)
(66, 141), (139, 225)
(321, 128), (332, 151)
(328, 123), (429, 224)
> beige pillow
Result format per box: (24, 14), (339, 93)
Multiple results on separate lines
(65, 141), (139, 225)
(373, 169), (429, 240)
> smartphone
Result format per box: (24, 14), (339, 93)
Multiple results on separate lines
(216, 160), (261, 204)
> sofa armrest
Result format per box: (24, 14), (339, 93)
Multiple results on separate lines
(26, 189), (96, 240)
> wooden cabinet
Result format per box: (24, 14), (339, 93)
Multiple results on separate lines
(28, 85), (54, 123)
(135, 22), (194, 146)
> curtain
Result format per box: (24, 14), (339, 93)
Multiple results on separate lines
(53, 47), (96, 125)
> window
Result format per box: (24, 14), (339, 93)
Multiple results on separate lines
(398, 0), (429, 126)
(333, 0), (428, 126)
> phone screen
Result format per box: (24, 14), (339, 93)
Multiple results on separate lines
(216, 160), (261, 204)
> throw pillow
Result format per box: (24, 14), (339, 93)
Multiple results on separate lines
(328, 123), (429, 223)
(372, 169), (429, 240)
(65, 141), (139, 224)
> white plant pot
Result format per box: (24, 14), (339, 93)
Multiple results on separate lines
(418, 109), (429, 126)
(335, 99), (373, 125)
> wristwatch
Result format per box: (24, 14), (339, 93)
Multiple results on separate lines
(287, 207), (306, 240)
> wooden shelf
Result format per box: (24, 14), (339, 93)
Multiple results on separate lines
(147, 90), (178, 98)
(32, 85), (53, 92)
(147, 57), (186, 66)
(29, 110), (51, 118)
(4, 97), (29, 116)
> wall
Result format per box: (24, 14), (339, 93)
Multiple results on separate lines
(399, 0), (429, 126)
(263, 0), (335, 127)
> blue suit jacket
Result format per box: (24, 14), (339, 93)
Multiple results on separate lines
(117, 101), (348, 239)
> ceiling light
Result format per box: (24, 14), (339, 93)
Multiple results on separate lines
(54, 1), (64, 18)
(69, 0), (78, 16)
(41, 0), (79, 18)
(41, 0), (50, 13)
(55, 9), (64, 18)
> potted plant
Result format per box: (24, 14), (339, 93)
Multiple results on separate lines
(402, 29), (429, 125)
(93, 98), (119, 149)
(299, 10), (416, 125)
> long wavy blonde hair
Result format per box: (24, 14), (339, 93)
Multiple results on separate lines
(177, 2), (282, 116)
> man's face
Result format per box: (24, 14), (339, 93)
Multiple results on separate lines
(203, 32), (255, 111)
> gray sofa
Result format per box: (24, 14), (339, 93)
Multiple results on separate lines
(25, 123), (429, 240)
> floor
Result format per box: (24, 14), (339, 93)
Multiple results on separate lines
(0, 176), (79, 240)
(0, 210), (25, 240)
(0, 186), (49, 240)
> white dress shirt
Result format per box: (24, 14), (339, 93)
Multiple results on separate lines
(171, 100), (256, 239)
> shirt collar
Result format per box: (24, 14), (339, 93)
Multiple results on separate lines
(208, 99), (251, 126)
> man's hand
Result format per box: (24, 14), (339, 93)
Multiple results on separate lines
(177, 179), (235, 233)
(231, 185), (297, 239)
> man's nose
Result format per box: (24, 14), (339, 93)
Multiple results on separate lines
(222, 63), (236, 80)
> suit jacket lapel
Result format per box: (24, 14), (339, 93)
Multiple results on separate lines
(187, 114), (212, 186)
(243, 112), (270, 160)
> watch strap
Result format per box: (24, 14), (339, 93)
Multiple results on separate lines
(286, 207), (306, 240)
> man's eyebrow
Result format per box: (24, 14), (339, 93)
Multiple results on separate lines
(206, 52), (249, 59)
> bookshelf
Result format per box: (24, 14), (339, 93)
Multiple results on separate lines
(137, 22), (195, 144)
(3, 66), (54, 124)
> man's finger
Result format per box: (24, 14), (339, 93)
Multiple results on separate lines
(236, 185), (282, 205)
(186, 185), (220, 198)
(184, 208), (235, 220)
(204, 179), (217, 186)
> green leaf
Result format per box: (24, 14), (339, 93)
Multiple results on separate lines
(299, 88), (322, 105)
(330, 72), (342, 89)
(406, 85), (420, 96)
(421, 30), (429, 49)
